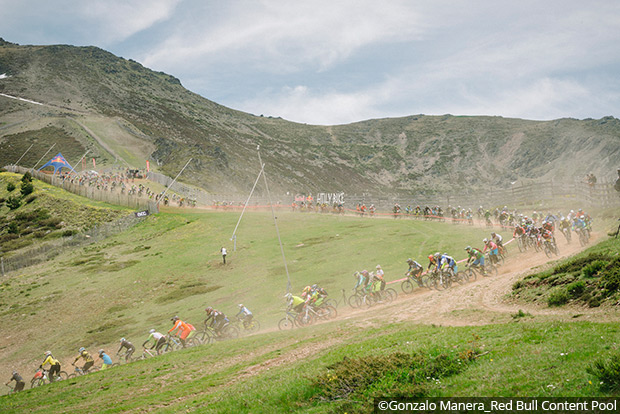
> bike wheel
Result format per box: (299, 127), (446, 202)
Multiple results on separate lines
(222, 325), (240, 339)
(466, 268), (477, 282)
(386, 288), (398, 302)
(57, 371), (69, 381)
(544, 244), (552, 258)
(361, 294), (374, 308)
(246, 319), (261, 333)
(485, 263), (498, 276)
(440, 272), (452, 289)
(401, 279), (414, 294)
(297, 311), (314, 326)
(348, 293), (362, 308)
(278, 317), (295, 330)
(31, 378), (45, 388)
(455, 271), (467, 285)
(323, 305), (337, 319)
(324, 298), (338, 309)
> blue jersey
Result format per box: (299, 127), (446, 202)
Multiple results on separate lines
(101, 353), (113, 365)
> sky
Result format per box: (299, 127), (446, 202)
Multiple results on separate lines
(1, 0), (619, 125)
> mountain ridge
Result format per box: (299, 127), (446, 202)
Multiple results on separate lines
(1, 39), (619, 197)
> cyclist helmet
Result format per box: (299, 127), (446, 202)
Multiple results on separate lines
(12, 371), (17, 375)
(465, 246), (471, 251)
(407, 258), (413, 263)
(428, 254), (435, 261)
(376, 265), (381, 269)
(491, 232), (496, 237)
(205, 307), (213, 313)
(120, 338), (125, 342)
(238, 304), (244, 308)
(149, 329), (156, 334)
(45, 351), (52, 356)
(171, 316), (179, 322)
(483, 238), (488, 243)
(79, 347), (85, 353)
(98, 349), (104, 355)
(284, 293), (292, 299)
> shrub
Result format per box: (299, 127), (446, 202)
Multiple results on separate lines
(566, 280), (586, 297)
(600, 259), (620, 294)
(62, 229), (78, 237)
(583, 260), (608, 278)
(553, 253), (611, 275)
(6, 182), (15, 192)
(547, 288), (570, 306)
(587, 351), (620, 392)
(6, 195), (21, 210)
(20, 181), (34, 197)
(21, 171), (32, 183)
(24, 194), (37, 204)
(7, 222), (18, 234)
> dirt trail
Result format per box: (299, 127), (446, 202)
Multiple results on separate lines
(331, 233), (619, 327)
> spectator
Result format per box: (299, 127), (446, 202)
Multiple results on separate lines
(221, 247), (227, 264)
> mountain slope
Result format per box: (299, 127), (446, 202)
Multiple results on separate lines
(1, 39), (619, 196)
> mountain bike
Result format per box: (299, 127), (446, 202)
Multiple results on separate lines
(561, 226), (571, 244)
(297, 303), (336, 326)
(543, 239), (560, 257)
(516, 234), (528, 252)
(464, 261), (497, 281)
(401, 269), (426, 294)
(278, 310), (300, 330)
(234, 316), (261, 334)
(67, 365), (99, 379)
(341, 288), (362, 308)
(5, 384), (16, 395)
(197, 324), (239, 344)
(575, 228), (589, 246)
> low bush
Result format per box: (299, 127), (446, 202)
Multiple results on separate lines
(6, 182), (15, 192)
(547, 288), (570, 306)
(588, 351), (620, 392)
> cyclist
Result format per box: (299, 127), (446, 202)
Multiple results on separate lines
(353, 270), (369, 291)
(72, 347), (94, 373)
(373, 265), (386, 291)
(284, 293), (305, 314)
(490, 232), (504, 254)
(40, 351), (62, 381)
(143, 329), (167, 354)
(406, 258), (424, 287)
(427, 253), (440, 272)
(6, 370), (25, 392)
(98, 350), (113, 371)
(465, 246), (487, 275)
(483, 238), (499, 264)
(169, 316), (196, 347)
(438, 253), (458, 276)
(236, 304), (254, 327)
(204, 308), (228, 335)
(117, 338), (136, 362)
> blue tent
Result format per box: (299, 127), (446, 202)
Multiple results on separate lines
(38, 153), (77, 174)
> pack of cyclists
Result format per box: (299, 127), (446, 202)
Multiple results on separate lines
(6, 204), (592, 392)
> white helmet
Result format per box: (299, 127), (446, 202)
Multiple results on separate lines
(149, 329), (155, 334)
(483, 238), (488, 243)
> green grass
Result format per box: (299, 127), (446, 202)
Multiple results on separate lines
(511, 237), (620, 307)
(1, 321), (619, 413)
(0, 207), (618, 412)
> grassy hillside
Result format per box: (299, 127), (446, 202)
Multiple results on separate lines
(1, 207), (619, 412)
(2, 40), (619, 196)
(0, 172), (129, 255)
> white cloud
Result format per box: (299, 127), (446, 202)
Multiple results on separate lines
(142, 0), (424, 72)
(77, 0), (182, 44)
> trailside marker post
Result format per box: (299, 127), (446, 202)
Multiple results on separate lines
(156, 158), (193, 208)
(257, 146), (292, 294)
(231, 162), (265, 251)
(32, 143), (56, 171)
(13, 143), (34, 167)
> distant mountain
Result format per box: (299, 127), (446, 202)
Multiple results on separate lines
(1, 39), (619, 197)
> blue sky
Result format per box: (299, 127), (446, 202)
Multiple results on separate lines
(1, 0), (619, 125)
